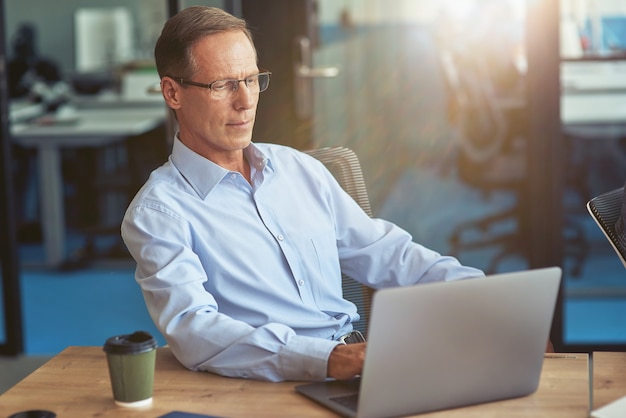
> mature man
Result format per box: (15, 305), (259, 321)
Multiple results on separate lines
(121, 6), (484, 382)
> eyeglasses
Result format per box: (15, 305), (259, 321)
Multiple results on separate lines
(169, 70), (271, 100)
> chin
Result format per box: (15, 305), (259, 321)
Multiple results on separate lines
(239, 133), (254, 144)
(232, 137), (252, 150)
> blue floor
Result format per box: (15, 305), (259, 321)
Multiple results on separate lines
(19, 265), (165, 355)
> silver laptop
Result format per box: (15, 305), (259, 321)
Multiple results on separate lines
(295, 267), (562, 418)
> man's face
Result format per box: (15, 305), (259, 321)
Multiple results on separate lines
(162, 30), (260, 160)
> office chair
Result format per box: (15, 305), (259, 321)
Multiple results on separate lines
(304, 146), (374, 336)
(62, 124), (170, 270)
(587, 186), (626, 268)
(443, 48), (531, 273)
(441, 48), (588, 275)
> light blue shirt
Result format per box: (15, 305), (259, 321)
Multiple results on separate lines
(121, 138), (484, 382)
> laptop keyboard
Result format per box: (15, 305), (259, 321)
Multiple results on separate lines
(330, 393), (359, 412)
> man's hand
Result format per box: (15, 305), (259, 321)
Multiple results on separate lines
(545, 339), (555, 353)
(327, 342), (366, 380)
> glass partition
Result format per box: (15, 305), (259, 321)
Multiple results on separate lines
(559, 0), (626, 351)
(3, 0), (625, 357)
(314, 0), (626, 351)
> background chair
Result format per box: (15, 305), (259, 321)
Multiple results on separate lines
(441, 48), (535, 273)
(440, 48), (588, 275)
(587, 186), (626, 268)
(63, 124), (170, 269)
(304, 146), (374, 336)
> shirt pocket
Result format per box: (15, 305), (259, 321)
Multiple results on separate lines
(305, 231), (343, 299)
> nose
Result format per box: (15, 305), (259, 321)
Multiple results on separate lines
(233, 81), (256, 109)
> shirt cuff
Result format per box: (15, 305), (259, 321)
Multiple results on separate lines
(281, 335), (340, 381)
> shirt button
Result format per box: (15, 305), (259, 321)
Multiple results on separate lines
(298, 280), (305, 286)
(230, 173), (237, 180)
(277, 234), (284, 241)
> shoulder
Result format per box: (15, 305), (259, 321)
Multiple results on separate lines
(126, 160), (195, 216)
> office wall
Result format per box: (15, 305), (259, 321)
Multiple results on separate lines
(317, 0), (437, 25)
(4, 0), (166, 76)
(316, 0), (525, 26)
(4, 0), (234, 78)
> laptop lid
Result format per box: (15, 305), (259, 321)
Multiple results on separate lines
(296, 267), (562, 418)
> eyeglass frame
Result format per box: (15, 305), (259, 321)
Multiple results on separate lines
(167, 69), (272, 98)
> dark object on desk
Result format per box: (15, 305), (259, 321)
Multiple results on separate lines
(159, 412), (224, 418)
(8, 410), (56, 418)
(8, 58), (61, 99)
(70, 72), (113, 96)
(7, 23), (62, 99)
(587, 186), (626, 268)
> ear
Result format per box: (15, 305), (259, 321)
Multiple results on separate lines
(161, 77), (182, 110)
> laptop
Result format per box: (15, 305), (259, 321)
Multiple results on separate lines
(295, 267), (562, 418)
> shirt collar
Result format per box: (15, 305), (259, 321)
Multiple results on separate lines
(170, 135), (273, 198)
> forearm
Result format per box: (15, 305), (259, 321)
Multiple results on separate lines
(340, 218), (485, 288)
(162, 310), (339, 382)
(141, 278), (339, 382)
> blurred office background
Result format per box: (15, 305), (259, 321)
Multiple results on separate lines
(1, 0), (626, 389)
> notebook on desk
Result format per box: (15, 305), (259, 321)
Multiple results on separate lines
(295, 267), (562, 418)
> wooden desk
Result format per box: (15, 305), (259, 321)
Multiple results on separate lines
(0, 347), (589, 418)
(419, 353), (589, 418)
(593, 351), (626, 410)
(11, 104), (166, 267)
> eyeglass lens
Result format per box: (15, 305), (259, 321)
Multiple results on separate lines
(215, 73), (270, 96)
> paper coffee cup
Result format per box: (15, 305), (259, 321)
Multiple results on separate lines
(103, 331), (157, 407)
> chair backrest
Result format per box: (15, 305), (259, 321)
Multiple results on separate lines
(443, 49), (508, 165)
(304, 146), (374, 336)
(441, 48), (528, 194)
(587, 187), (626, 268)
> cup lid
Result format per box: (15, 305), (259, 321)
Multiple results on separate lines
(103, 331), (157, 355)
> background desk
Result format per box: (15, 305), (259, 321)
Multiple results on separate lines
(561, 61), (626, 94)
(12, 104), (167, 267)
(561, 93), (626, 139)
(0, 347), (589, 418)
(561, 60), (626, 139)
